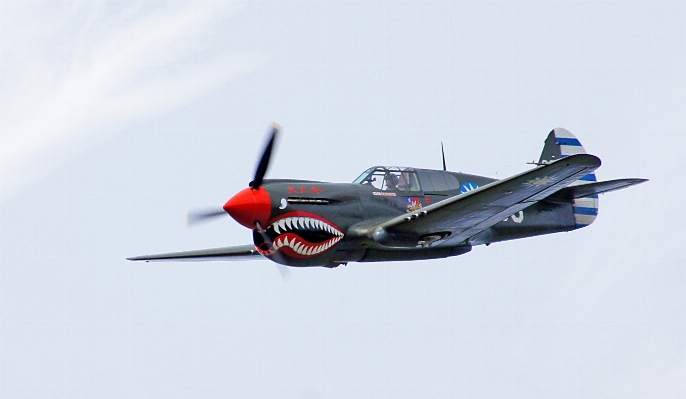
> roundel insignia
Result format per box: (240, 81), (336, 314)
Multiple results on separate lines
(460, 182), (479, 194)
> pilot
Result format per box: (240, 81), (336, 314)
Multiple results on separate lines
(384, 174), (397, 190)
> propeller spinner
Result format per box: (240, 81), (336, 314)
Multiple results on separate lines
(222, 187), (271, 229)
(185, 124), (280, 228)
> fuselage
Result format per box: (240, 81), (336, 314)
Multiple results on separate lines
(225, 166), (576, 267)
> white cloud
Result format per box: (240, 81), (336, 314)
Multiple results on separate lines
(0, 1), (267, 201)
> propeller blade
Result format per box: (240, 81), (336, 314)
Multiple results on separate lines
(185, 209), (226, 227)
(255, 221), (289, 282)
(250, 123), (281, 189)
(277, 264), (292, 281)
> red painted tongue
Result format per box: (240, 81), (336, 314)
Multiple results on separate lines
(223, 187), (271, 229)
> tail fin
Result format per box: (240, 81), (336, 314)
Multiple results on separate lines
(539, 128), (599, 229)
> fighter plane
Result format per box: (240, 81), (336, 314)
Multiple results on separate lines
(128, 125), (646, 267)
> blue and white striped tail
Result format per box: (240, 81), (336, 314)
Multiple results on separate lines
(539, 128), (599, 229)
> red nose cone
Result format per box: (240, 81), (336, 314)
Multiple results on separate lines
(223, 187), (272, 229)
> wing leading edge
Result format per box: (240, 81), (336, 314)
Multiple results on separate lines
(362, 154), (602, 247)
(127, 244), (262, 262)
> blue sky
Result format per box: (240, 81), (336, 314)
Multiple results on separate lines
(1, 2), (684, 398)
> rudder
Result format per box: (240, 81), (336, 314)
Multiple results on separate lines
(539, 128), (599, 228)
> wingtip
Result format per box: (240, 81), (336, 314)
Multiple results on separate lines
(561, 153), (601, 168)
(626, 178), (649, 186)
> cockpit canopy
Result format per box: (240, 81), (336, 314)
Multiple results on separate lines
(353, 167), (421, 192)
(353, 166), (461, 192)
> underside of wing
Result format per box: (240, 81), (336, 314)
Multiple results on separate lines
(127, 244), (262, 262)
(364, 154), (602, 247)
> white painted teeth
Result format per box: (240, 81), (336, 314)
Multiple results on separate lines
(268, 217), (343, 237)
(261, 217), (345, 257)
(261, 235), (344, 257)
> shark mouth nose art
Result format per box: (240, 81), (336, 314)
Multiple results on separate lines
(254, 212), (344, 258)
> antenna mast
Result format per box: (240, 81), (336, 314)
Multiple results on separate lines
(441, 142), (447, 171)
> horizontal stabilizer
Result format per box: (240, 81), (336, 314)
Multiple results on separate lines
(547, 178), (648, 202)
(127, 244), (262, 262)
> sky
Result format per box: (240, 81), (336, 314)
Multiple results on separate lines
(1, 1), (685, 398)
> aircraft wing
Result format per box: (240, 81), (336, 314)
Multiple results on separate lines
(370, 154), (602, 247)
(546, 178), (647, 201)
(127, 244), (262, 262)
